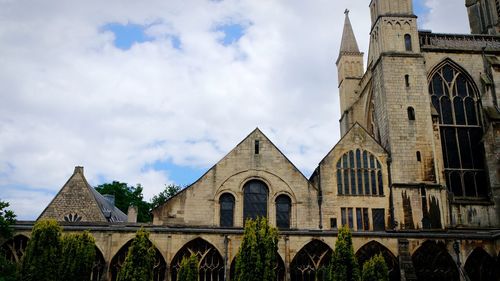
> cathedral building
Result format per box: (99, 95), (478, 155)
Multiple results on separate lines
(3, 0), (500, 280)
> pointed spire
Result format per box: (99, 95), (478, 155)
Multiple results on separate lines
(339, 9), (360, 55)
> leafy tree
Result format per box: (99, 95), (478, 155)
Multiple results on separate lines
(150, 184), (181, 210)
(0, 200), (17, 281)
(177, 254), (199, 281)
(117, 228), (156, 281)
(361, 254), (388, 281)
(235, 217), (278, 281)
(329, 226), (360, 281)
(0, 200), (16, 240)
(95, 181), (151, 222)
(59, 231), (96, 281)
(20, 219), (62, 281)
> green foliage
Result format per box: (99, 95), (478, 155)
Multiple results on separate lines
(0, 253), (18, 281)
(117, 228), (156, 281)
(235, 217), (278, 281)
(329, 226), (360, 281)
(361, 254), (388, 281)
(20, 219), (62, 281)
(59, 231), (96, 281)
(150, 184), (181, 210)
(177, 254), (199, 281)
(0, 200), (16, 240)
(95, 181), (151, 222)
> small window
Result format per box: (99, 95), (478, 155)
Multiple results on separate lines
(220, 193), (235, 227)
(330, 218), (337, 229)
(254, 140), (260, 154)
(407, 107), (416, 121)
(372, 209), (385, 231)
(405, 74), (410, 87)
(356, 208), (370, 231)
(404, 34), (412, 51)
(276, 195), (291, 229)
(416, 151), (421, 162)
(341, 207), (354, 229)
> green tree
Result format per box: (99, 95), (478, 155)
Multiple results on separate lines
(59, 231), (96, 281)
(235, 217), (278, 281)
(150, 184), (181, 210)
(0, 200), (16, 240)
(117, 228), (156, 281)
(361, 254), (388, 281)
(177, 254), (199, 281)
(0, 200), (18, 281)
(95, 181), (151, 222)
(20, 219), (62, 281)
(329, 226), (360, 281)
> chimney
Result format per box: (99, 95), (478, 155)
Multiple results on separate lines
(127, 205), (138, 223)
(74, 166), (84, 174)
(103, 194), (115, 206)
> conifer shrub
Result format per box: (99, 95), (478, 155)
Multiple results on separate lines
(361, 254), (388, 281)
(59, 231), (96, 281)
(117, 228), (156, 281)
(177, 254), (199, 281)
(329, 226), (360, 281)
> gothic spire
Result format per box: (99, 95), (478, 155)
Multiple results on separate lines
(339, 9), (361, 56)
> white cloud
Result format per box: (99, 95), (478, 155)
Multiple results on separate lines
(0, 0), (472, 219)
(420, 0), (470, 33)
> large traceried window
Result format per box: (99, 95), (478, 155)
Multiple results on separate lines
(243, 180), (268, 221)
(219, 193), (235, 227)
(429, 60), (488, 198)
(337, 150), (383, 196)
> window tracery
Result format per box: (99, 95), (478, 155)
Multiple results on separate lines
(243, 180), (268, 221)
(337, 150), (383, 196)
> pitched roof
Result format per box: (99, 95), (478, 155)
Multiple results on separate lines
(38, 166), (127, 223)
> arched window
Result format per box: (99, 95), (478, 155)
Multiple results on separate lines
(404, 34), (412, 51)
(429, 60), (487, 198)
(407, 107), (415, 120)
(337, 150), (383, 196)
(243, 180), (268, 221)
(219, 193), (235, 227)
(275, 195), (291, 229)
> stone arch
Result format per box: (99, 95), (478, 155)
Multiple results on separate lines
(355, 241), (400, 281)
(229, 252), (285, 281)
(464, 247), (499, 281)
(109, 239), (166, 281)
(91, 246), (106, 281)
(412, 240), (459, 281)
(170, 238), (224, 281)
(1, 234), (29, 263)
(290, 239), (333, 281)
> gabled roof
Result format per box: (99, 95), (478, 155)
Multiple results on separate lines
(38, 166), (127, 223)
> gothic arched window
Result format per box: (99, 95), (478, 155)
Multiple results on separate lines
(337, 150), (383, 196)
(275, 195), (291, 229)
(404, 34), (412, 51)
(243, 180), (268, 221)
(429, 60), (488, 198)
(220, 193), (235, 227)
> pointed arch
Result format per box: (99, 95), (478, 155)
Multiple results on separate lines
(412, 240), (459, 281)
(109, 239), (166, 281)
(91, 246), (106, 281)
(464, 247), (499, 281)
(428, 58), (488, 198)
(290, 239), (333, 281)
(170, 238), (224, 281)
(355, 241), (400, 281)
(229, 252), (285, 281)
(1, 234), (29, 264)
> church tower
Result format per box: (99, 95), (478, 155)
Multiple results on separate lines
(466, 0), (500, 34)
(367, 0), (440, 185)
(336, 10), (364, 135)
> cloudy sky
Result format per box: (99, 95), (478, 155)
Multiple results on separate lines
(0, 0), (469, 220)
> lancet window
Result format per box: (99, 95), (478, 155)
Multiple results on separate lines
(337, 150), (383, 196)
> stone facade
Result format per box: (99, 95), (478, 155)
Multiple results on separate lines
(4, 1), (500, 281)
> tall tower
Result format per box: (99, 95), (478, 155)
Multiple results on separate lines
(368, 0), (440, 185)
(336, 10), (364, 136)
(466, 0), (500, 34)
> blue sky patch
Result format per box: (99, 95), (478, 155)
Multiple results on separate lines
(144, 160), (206, 187)
(102, 23), (154, 50)
(413, 0), (430, 18)
(215, 23), (247, 46)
